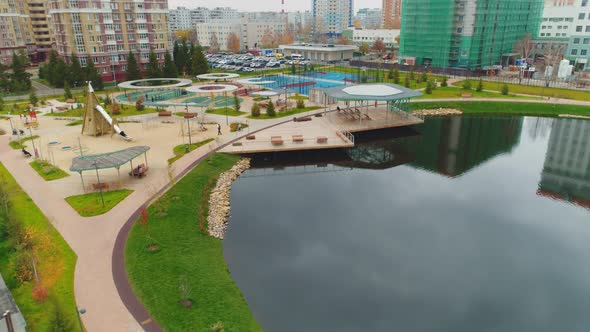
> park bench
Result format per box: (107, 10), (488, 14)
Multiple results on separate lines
(292, 135), (304, 143)
(158, 111), (172, 117)
(271, 136), (284, 146)
(129, 163), (149, 178)
(246, 135), (256, 140)
(316, 136), (328, 144)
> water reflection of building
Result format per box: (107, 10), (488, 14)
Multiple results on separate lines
(406, 117), (523, 177)
(538, 118), (590, 208)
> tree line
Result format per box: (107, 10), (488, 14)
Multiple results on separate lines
(39, 50), (103, 91)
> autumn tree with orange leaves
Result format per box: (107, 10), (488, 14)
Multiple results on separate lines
(227, 32), (241, 52)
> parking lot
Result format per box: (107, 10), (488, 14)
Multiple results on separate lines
(206, 53), (312, 73)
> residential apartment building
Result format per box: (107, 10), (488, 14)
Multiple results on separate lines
(195, 18), (288, 51)
(0, 0), (36, 66)
(538, 0), (590, 71)
(382, 0), (402, 29)
(312, 0), (353, 36)
(168, 7), (239, 33)
(27, 0), (53, 62)
(344, 28), (400, 49)
(399, 0), (544, 70)
(49, 0), (170, 83)
(288, 11), (313, 33)
(355, 8), (382, 29)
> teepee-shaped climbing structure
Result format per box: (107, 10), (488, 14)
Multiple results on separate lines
(81, 82), (114, 137)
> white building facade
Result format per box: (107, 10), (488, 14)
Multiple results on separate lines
(350, 28), (400, 48)
(312, 0), (353, 36)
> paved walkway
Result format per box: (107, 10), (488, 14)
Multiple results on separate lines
(0, 105), (310, 331)
(412, 97), (590, 106)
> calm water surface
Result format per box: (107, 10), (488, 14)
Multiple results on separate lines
(224, 116), (590, 332)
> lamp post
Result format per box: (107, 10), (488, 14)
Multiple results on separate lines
(93, 161), (105, 208)
(28, 126), (37, 158)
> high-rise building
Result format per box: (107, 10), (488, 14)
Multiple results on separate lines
(49, 0), (170, 83)
(312, 0), (353, 36)
(382, 0), (402, 29)
(0, 0), (36, 66)
(355, 8), (382, 29)
(27, 0), (53, 62)
(168, 7), (240, 33)
(400, 0), (544, 70)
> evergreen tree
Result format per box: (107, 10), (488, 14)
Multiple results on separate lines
(11, 51), (31, 92)
(64, 82), (73, 99)
(266, 100), (276, 117)
(176, 40), (188, 75)
(476, 78), (484, 92)
(162, 51), (178, 78)
(173, 41), (181, 70)
(45, 50), (59, 86)
(86, 58), (103, 91)
(393, 68), (400, 84)
(53, 58), (67, 88)
(501, 83), (509, 95)
(387, 66), (394, 80)
(48, 299), (75, 332)
(146, 50), (162, 79)
(441, 76), (448, 87)
(125, 51), (141, 80)
(191, 45), (208, 76)
(67, 54), (84, 87)
(404, 74), (410, 88)
(233, 93), (240, 112)
(29, 88), (38, 105)
(185, 44), (194, 76)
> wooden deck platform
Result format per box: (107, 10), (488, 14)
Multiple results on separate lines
(221, 108), (423, 154)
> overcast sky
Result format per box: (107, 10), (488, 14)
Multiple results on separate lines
(168, 0), (382, 12)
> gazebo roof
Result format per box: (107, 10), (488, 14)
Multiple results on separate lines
(70, 146), (150, 172)
(322, 83), (422, 101)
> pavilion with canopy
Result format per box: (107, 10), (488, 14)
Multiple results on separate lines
(70, 146), (150, 191)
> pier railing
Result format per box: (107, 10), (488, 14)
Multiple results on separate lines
(339, 130), (355, 144)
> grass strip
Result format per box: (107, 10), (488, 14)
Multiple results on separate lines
(452, 80), (590, 101)
(66, 189), (133, 217)
(0, 163), (79, 331)
(29, 160), (70, 181)
(248, 106), (323, 119)
(125, 153), (262, 331)
(168, 138), (215, 165)
(9, 135), (39, 150)
(411, 100), (590, 117)
(206, 107), (246, 117)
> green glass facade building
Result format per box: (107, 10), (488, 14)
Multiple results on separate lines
(400, 0), (544, 69)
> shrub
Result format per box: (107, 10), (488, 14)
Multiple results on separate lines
(266, 100), (276, 116)
(210, 322), (224, 332)
(360, 75), (368, 83)
(32, 284), (48, 303)
(387, 66), (394, 80)
(14, 253), (34, 283)
(250, 103), (260, 117)
(63, 82), (73, 99)
(409, 67), (415, 80)
(110, 103), (121, 115)
(233, 93), (240, 111)
(404, 75), (410, 88)
(136, 97), (145, 111)
(441, 76), (448, 87)
(421, 71), (428, 82)
(501, 83), (509, 95)
(393, 68), (400, 84)
(0, 129), (6, 135)
(296, 99), (305, 109)
(476, 79), (484, 92)
(462, 80), (472, 90)
(48, 298), (76, 332)
(424, 81), (433, 94)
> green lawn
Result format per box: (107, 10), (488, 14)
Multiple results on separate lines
(452, 80), (590, 101)
(168, 138), (215, 165)
(46, 105), (159, 118)
(0, 163), (79, 331)
(9, 135), (39, 149)
(411, 100), (590, 117)
(30, 160), (70, 181)
(66, 189), (133, 217)
(288, 95), (309, 100)
(126, 153), (262, 332)
(416, 86), (540, 100)
(248, 106), (323, 119)
(206, 107), (246, 117)
(66, 120), (83, 126)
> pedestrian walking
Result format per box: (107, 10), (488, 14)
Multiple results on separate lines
(217, 123), (222, 135)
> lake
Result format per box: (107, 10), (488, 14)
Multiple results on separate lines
(224, 116), (590, 332)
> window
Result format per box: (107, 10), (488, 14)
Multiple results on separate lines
(587, 26), (590, 32)
(579, 13), (586, 19)
(577, 26), (583, 32)
(582, 50), (588, 55)
(571, 49), (578, 55)
(584, 38), (590, 44)
(574, 38), (581, 44)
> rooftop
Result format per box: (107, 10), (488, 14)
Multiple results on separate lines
(70, 146), (150, 172)
(279, 43), (359, 52)
(322, 83), (422, 101)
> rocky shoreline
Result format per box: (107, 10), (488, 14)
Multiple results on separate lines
(207, 158), (251, 239)
(412, 108), (463, 117)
